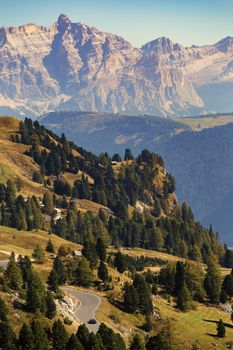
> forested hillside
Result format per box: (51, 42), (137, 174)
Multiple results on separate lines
(0, 116), (224, 262)
(40, 111), (233, 245)
(1, 117), (233, 350)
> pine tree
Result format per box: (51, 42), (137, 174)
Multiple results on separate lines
(98, 261), (109, 282)
(143, 314), (153, 332)
(133, 274), (153, 315)
(66, 334), (84, 350)
(217, 319), (226, 338)
(17, 324), (34, 350)
(46, 291), (57, 319)
(76, 257), (94, 287)
(31, 320), (49, 350)
(26, 271), (46, 313)
(52, 320), (69, 350)
(47, 269), (59, 293)
(32, 245), (45, 263)
(176, 282), (192, 312)
(123, 282), (139, 313)
(222, 274), (233, 300)
(174, 261), (185, 296)
(76, 324), (90, 347)
(96, 238), (107, 261)
(97, 323), (126, 350)
(204, 256), (222, 304)
(43, 192), (54, 215)
(18, 255), (33, 285)
(146, 332), (170, 350)
(53, 256), (67, 284)
(0, 297), (8, 321)
(46, 239), (55, 253)
(82, 240), (98, 269)
(4, 252), (23, 290)
(130, 334), (146, 350)
(0, 321), (17, 350)
(114, 252), (126, 273)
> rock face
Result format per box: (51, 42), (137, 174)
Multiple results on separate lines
(1, 14), (233, 117)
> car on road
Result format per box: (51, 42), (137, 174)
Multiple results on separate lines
(88, 319), (97, 324)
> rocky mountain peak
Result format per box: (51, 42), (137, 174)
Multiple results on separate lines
(215, 36), (233, 52)
(57, 14), (72, 32)
(141, 37), (183, 54)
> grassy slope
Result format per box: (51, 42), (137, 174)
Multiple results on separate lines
(174, 114), (233, 131)
(0, 225), (232, 348)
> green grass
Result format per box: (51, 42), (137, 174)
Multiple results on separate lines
(156, 298), (233, 350)
(0, 164), (15, 183)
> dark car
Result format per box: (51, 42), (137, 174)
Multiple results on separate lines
(88, 319), (97, 324)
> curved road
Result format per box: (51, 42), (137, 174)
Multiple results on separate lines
(62, 288), (101, 333)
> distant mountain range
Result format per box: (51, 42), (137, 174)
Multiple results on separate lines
(40, 111), (233, 245)
(2, 14), (233, 117)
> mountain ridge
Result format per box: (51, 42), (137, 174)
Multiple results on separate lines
(2, 14), (233, 117)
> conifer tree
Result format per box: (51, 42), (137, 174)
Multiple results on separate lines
(17, 323), (34, 350)
(47, 269), (59, 293)
(114, 252), (126, 273)
(204, 256), (222, 304)
(98, 261), (109, 282)
(76, 324), (90, 348)
(31, 320), (49, 350)
(76, 257), (94, 287)
(46, 239), (55, 253)
(96, 237), (107, 261)
(217, 319), (226, 338)
(130, 334), (146, 350)
(66, 334), (84, 350)
(123, 282), (139, 313)
(146, 332), (170, 350)
(46, 291), (57, 319)
(26, 271), (46, 313)
(97, 323), (126, 350)
(176, 282), (192, 312)
(0, 321), (17, 350)
(53, 256), (67, 284)
(4, 252), (23, 290)
(52, 320), (69, 350)
(32, 245), (45, 263)
(82, 240), (98, 269)
(222, 274), (233, 300)
(0, 298), (8, 321)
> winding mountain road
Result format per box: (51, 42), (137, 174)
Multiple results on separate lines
(62, 288), (101, 333)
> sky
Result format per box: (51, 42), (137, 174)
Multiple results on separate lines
(0, 0), (233, 47)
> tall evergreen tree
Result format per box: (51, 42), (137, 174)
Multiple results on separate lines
(98, 261), (109, 282)
(46, 291), (57, 319)
(31, 320), (49, 350)
(52, 320), (69, 350)
(4, 252), (23, 290)
(204, 256), (222, 304)
(0, 322), (17, 350)
(76, 324), (90, 348)
(96, 238), (107, 261)
(46, 239), (55, 254)
(17, 324), (34, 350)
(47, 269), (59, 293)
(32, 245), (45, 264)
(76, 257), (94, 287)
(217, 319), (226, 338)
(130, 334), (146, 350)
(66, 334), (84, 350)
(0, 298), (8, 321)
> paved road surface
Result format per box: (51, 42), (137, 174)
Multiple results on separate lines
(63, 288), (101, 333)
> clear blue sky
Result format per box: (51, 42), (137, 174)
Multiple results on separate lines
(1, 0), (233, 47)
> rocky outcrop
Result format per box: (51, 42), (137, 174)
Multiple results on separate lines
(1, 14), (233, 117)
